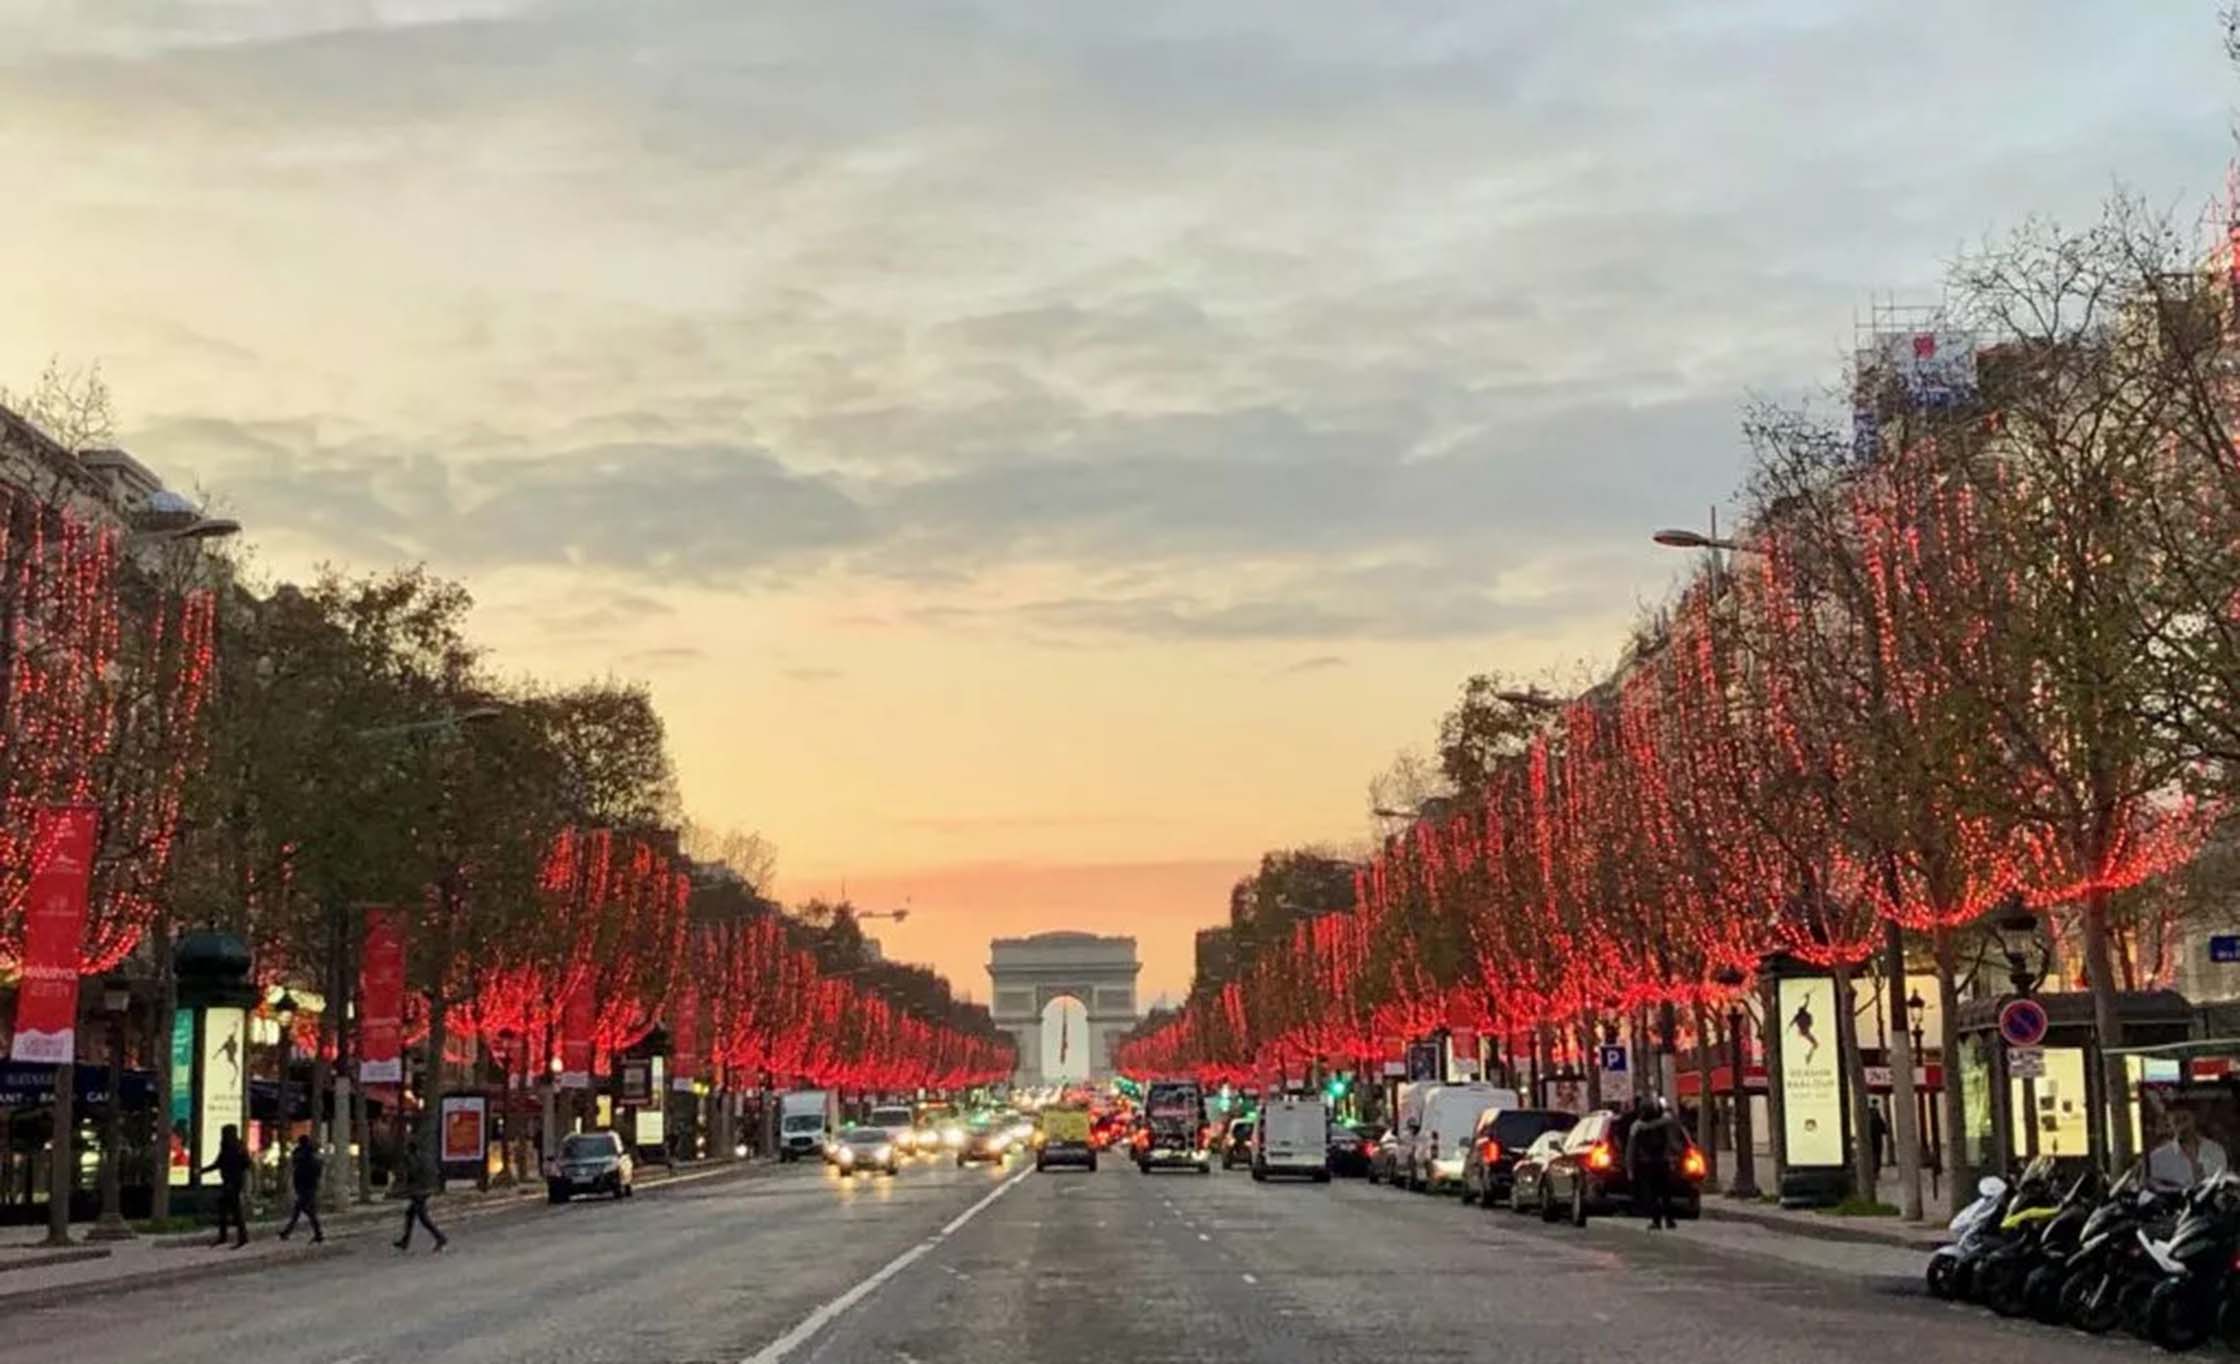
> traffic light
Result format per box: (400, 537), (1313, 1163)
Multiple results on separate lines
(1324, 1073), (1350, 1101)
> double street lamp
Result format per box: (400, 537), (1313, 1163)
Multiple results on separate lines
(87, 979), (135, 1241)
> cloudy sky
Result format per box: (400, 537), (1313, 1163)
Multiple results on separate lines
(2, 1), (2231, 1002)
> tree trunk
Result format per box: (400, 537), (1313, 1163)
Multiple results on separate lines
(421, 986), (447, 1192)
(1883, 919), (1923, 1220)
(1832, 964), (1877, 1203)
(1580, 1023), (1602, 1108)
(149, 922), (175, 1221)
(1692, 1001), (1716, 1181)
(2080, 885), (2134, 1167)
(1761, 974), (1786, 1186)
(1934, 927), (1967, 1216)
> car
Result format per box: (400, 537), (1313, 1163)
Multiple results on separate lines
(547, 1129), (634, 1203)
(1460, 1107), (1575, 1206)
(1366, 1128), (1406, 1185)
(1500, 1129), (1570, 1215)
(1137, 1079), (1210, 1172)
(833, 1125), (901, 1178)
(1538, 1107), (1706, 1226)
(956, 1119), (1014, 1166)
(1328, 1121), (1383, 1178)
(1220, 1119), (1256, 1170)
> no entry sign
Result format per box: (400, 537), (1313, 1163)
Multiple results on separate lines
(1998, 997), (2050, 1049)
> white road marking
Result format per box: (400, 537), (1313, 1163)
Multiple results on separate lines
(1197, 1233), (1211, 1242)
(739, 1166), (1031, 1364)
(1241, 1273), (1258, 1285)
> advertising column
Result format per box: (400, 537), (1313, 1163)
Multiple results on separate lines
(1777, 974), (1847, 1204)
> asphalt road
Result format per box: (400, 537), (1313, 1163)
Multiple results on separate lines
(0, 1154), (2161, 1363)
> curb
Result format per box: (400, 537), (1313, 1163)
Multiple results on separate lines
(1697, 1200), (1942, 1251)
(0, 1247), (112, 1275)
(0, 1239), (339, 1313)
(0, 1159), (768, 1311)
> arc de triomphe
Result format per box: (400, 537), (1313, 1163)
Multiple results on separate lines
(988, 932), (1140, 1085)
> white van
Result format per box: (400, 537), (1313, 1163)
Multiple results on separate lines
(1403, 1083), (1519, 1193)
(1252, 1096), (1331, 1182)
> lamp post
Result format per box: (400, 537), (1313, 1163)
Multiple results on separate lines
(87, 980), (135, 1241)
(1715, 966), (1759, 1200)
(542, 1054), (563, 1168)
(274, 990), (298, 1201)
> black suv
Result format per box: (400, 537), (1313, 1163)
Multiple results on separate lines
(1459, 1108), (1574, 1206)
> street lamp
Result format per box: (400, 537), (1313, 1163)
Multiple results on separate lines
(274, 990), (299, 1172)
(855, 908), (911, 924)
(1906, 990), (1927, 1058)
(1651, 528), (1745, 552)
(87, 979), (135, 1241)
(1714, 965), (1760, 1200)
(1492, 689), (1565, 712)
(126, 517), (242, 549)
(1989, 894), (2047, 998)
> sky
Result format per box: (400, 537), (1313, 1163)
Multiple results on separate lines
(2, 1), (2233, 1005)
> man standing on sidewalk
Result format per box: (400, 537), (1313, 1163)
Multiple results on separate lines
(202, 1125), (250, 1249)
(393, 1138), (448, 1253)
(278, 1135), (324, 1243)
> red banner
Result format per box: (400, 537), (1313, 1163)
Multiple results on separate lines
(559, 988), (594, 1089)
(671, 987), (699, 1084)
(8, 806), (96, 1064)
(358, 908), (404, 1083)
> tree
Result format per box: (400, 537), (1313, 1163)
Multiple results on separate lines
(1436, 673), (1542, 794)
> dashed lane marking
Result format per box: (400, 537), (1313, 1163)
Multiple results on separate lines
(1241, 1273), (1258, 1285)
(738, 1165), (1032, 1364)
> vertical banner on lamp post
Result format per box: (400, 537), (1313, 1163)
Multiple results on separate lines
(8, 806), (97, 1064)
(358, 908), (404, 1084)
(671, 988), (699, 1091)
(559, 989), (594, 1090)
(1778, 976), (1844, 1168)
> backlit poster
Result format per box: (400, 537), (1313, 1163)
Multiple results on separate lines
(198, 1006), (247, 1174)
(1778, 977), (1843, 1168)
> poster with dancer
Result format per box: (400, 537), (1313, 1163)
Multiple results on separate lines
(1779, 976), (1842, 1168)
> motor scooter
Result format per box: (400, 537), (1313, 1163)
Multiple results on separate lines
(2142, 1171), (2240, 1352)
(2060, 1170), (2188, 1335)
(1982, 1164), (2104, 1318)
(1926, 1156), (2055, 1302)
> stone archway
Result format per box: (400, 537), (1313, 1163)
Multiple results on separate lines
(987, 932), (1140, 1085)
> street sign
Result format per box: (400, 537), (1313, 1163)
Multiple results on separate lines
(1598, 1045), (1627, 1073)
(2009, 1046), (2046, 1079)
(1380, 1060), (1405, 1078)
(1998, 997), (2050, 1049)
(2212, 934), (2240, 965)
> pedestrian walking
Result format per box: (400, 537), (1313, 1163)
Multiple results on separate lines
(202, 1123), (250, 1249)
(1869, 1102), (1889, 1171)
(277, 1135), (325, 1243)
(1627, 1095), (1682, 1231)
(393, 1138), (448, 1253)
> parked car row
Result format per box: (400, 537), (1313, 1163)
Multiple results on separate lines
(1363, 1084), (1707, 1229)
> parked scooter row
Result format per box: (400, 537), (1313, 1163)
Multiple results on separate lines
(1927, 1153), (2240, 1351)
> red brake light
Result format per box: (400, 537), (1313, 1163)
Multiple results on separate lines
(1682, 1148), (1707, 1180)
(1585, 1141), (1613, 1172)
(1478, 1139), (1502, 1164)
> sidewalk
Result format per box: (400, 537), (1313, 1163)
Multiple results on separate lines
(1697, 1195), (1947, 1251)
(0, 1157), (764, 1310)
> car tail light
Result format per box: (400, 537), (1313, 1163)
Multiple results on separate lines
(1585, 1141), (1613, 1172)
(1478, 1139), (1502, 1165)
(1682, 1148), (1706, 1180)
(1360, 1139), (1374, 1153)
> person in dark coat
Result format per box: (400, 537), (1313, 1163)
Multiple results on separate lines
(394, 1137), (448, 1253)
(278, 1135), (325, 1243)
(1627, 1095), (1683, 1231)
(201, 1124), (250, 1248)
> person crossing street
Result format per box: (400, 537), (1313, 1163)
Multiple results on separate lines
(278, 1135), (325, 1244)
(393, 1137), (449, 1253)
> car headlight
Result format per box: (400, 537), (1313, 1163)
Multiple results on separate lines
(837, 1149), (855, 1164)
(1191, 1149), (1208, 1162)
(944, 1129), (964, 1148)
(875, 1145), (894, 1162)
